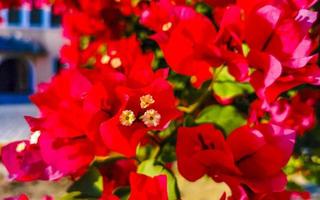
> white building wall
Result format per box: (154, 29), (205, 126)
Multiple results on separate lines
(0, 5), (63, 90)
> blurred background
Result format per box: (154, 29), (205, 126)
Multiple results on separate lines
(0, 3), (64, 142)
(0, 4), (70, 198)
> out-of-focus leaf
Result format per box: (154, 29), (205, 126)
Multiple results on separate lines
(195, 2), (211, 15)
(158, 143), (176, 163)
(138, 159), (179, 200)
(114, 187), (130, 200)
(60, 192), (82, 200)
(80, 36), (90, 50)
(67, 166), (103, 198)
(242, 43), (250, 57)
(195, 105), (246, 134)
(213, 67), (253, 101)
(159, 121), (176, 139)
(136, 143), (160, 162)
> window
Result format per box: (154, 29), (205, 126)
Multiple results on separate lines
(8, 8), (22, 26)
(0, 58), (32, 93)
(30, 8), (43, 27)
(50, 8), (61, 27)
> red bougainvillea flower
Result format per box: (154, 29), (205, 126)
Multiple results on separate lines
(0, 0), (22, 8)
(100, 76), (181, 156)
(177, 123), (296, 197)
(3, 194), (29, 200)
(215, 5), (249, 82)
(0, 0), (49, 9)
(176, 124), (240, 181)
(244, 4), (318, 102)
(62, 11), (107, 41)
(94, 36), (165, 88)
(204, 0), (235, 7)
(128, 173), (168, 200)
(263, 64), (320, 103)
(29, 70), (93, 138)
(56, 0), (131, 42)
(99, 158), (137, 199)
(248, 50), (283, 102)
(227, 123), (296, 193)
(62, 36), (165, 88)
(1, 140), (63, 181)
(244, 4), (317, 64)
(27, 69), (120, 175)
(140, 0), (223, 88)
(4, 194), (53, 200)
(31, 49), (179, 160)
(249, 89), (320, 135)
(37, 133), (95, 177)
(253, 190), (311, 200)
(211, 2), (318, 103)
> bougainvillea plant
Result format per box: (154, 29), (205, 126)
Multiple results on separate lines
(0, 0), (320, 199)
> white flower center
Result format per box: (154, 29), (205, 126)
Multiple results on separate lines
(141, 109), (161, 127)
(119, 110), (136, 126)
(16, 142), (26, 152)
(110, 57), (122, 69)
(101, 55), (111, 64)
(162, 22), (172, 31)
(140, 94), (155, 109)
(30, 131), (41, 144)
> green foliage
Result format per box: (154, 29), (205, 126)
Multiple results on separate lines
(138, 159), (179, 200)
(195, 105), (247, 134)
(158, 121), (177, 140)
(213, 67), (254, 101)
(284, 107), (320, 190)
(136, 143), (160, 162)
(64, 166), (103, 199)
(158, 143), (177, 163)
(60, 192), (84, 200)
(242, 43), (250, 57)
(79, 36), (90, 50)
(114, 187), (130, 200)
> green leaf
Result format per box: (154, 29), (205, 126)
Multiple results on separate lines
(67, 166), (103, 198)
(59, 192), (82, 200)
(114, 187), (130, 200)
(195, 105), (246, 134)
(137, 159), (179, 200)
(242, 43), (250, 57)
(158, 121), (176, 139)
(136, 143), (160, 162)
(213, 67), (253, 100)
(195, 2), (211, 14)
(158, 143), (176, 163)
(80, 36), (90, 50)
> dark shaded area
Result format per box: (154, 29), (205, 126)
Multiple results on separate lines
(8, 8), (21, 25)
(30, 8), (43, 27)
(0, 58), (32, 94)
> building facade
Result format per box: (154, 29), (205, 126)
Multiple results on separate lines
(0, 4), (63, 104)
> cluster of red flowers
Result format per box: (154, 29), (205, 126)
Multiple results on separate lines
(0, 0), (319, 199)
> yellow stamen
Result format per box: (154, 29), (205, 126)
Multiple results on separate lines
(141, 109), (161, 127)
(140, 94), (155, 109)
(120, 110), (136, 126)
